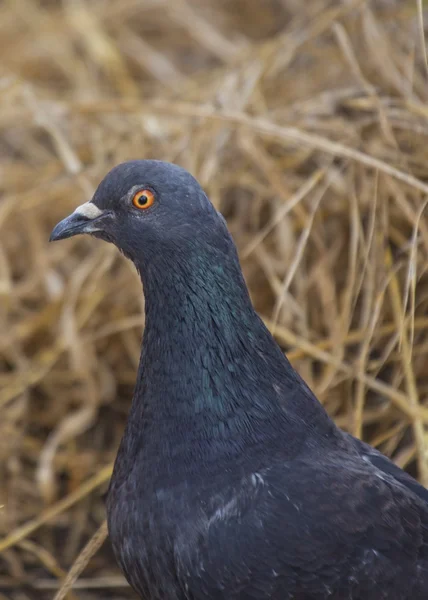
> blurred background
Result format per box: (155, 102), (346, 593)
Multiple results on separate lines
(1, 0), (428, 598)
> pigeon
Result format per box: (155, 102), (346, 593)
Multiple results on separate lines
(50, 160), (428, 600)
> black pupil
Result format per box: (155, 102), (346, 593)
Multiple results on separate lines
(138, 195), (148, 205)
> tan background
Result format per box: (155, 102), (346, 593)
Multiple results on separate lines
(1, 1), (428, 598)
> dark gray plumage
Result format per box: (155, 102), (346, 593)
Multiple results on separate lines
(50, 160), (428, 599)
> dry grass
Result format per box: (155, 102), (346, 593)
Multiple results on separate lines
(1, 0), (428, 598)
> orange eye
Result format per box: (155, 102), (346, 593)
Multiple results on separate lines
(132, 189), (155, 209)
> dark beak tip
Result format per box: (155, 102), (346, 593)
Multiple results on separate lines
(49, 219), (71, 243)
(48, 214), (86, 243)
(49, 229), (60, 243)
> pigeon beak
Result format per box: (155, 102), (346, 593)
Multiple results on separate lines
(49, 202), (106, 242)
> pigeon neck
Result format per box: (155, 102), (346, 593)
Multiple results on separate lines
(133, 244), (289, 417)
(123, 240), (336, 476)
(136, 243), (289, 413)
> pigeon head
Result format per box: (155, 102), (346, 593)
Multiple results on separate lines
(49, 160), (228, 264)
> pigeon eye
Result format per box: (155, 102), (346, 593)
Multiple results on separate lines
(132, 189), (155, 209)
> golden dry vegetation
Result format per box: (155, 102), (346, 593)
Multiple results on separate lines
(1, 0), (428, 598)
